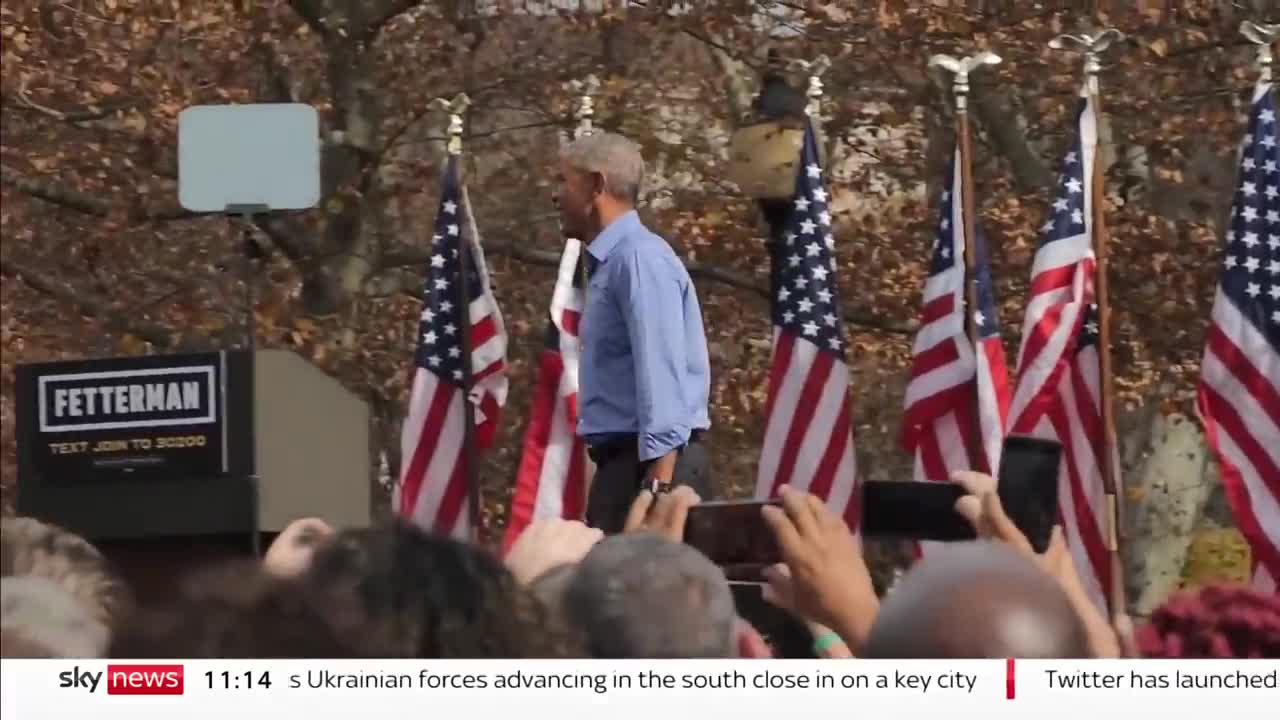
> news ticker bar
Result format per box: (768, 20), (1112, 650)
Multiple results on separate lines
(2, 659), (1275, 719)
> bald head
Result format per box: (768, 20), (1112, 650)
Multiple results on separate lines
(862, 542), (1091, 658)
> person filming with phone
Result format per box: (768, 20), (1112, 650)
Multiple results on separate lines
(555, 132), (712, 534)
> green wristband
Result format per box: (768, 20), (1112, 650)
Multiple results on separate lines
(812, 631), (844, 653)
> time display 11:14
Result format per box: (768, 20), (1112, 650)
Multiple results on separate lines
(206, 671), (273, 690)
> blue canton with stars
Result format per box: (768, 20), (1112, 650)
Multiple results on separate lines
(415, 155), (486, 386)
(931, 154), (1003, 341)
(1039, 100), (1090, 250)
(1221, 85), (1279, 349)
(774, 119), (846, 358)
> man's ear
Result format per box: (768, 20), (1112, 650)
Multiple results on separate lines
(734, 618), (772, 659)
(589, 170), (607, 199)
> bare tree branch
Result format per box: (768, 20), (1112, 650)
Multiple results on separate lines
(0, 259), (175, 348)
(969, 76), (1054, 191)
(253, 215), (318, 265)
(256, 42), (296, 103)
(380, 238), (916, 335)
(393, 120), (568, 149)
(681, 28), (757, 123)
(363, 0), (428, 42)
(288, 0), (331, 39)
(0, 165), (194, 221)
(1, 165), (111, 215)
(3, 92), (137, 123)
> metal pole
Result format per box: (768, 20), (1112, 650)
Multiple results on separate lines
(226, 203), (268, 556)
(929, 51), (1001, 473)
(1240, 22), (1277, 85)
(242, 217), (256, 356)
(1051, 26), (1126, 620)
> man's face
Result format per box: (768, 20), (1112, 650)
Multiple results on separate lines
(556, 159), (595, 241)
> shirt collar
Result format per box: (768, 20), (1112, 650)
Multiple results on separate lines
(586, 210), (640, 264)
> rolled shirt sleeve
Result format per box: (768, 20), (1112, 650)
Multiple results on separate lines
(617, 246), (692, 461)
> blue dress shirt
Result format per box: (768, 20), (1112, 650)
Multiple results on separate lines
(578, 211), (711, 461)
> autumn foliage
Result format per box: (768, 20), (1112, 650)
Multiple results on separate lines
(1, 0), (1275, 581)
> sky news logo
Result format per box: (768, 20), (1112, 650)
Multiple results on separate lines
(58, 665), (184, 695)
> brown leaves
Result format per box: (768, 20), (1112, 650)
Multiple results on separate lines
(0, 1), (1259, 553)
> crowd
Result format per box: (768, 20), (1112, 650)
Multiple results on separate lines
(2, 471), (1278, 660)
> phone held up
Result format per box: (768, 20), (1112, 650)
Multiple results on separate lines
(682, 499), (782, 581)
(681, 434), (1064, 576)
(858, 434), (1063, 551)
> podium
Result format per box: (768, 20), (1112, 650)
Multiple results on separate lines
(15, 350), (370, 599)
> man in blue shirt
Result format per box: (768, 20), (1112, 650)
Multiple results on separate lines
(556, 132), (712, 533)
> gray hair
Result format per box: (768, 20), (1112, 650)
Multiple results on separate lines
(2, 576), (111, 657)
(560, 132), (645, 204)
(528, 563), (577, 616)
(563, 533), (735, 658)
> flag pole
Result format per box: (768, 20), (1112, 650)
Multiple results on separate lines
(798, 56), (854, 487)
(571, 75), (599, 521)
(929, 51), (1002, 474)
(436, 92), (482, 542)
(1051, 28), (1127, 622)
(1241, 22), (1276, 85)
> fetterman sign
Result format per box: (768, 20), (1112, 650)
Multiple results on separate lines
(17, 353), (240, 483)
(41, 366), (216, 432)
(17, 349), (371, 543)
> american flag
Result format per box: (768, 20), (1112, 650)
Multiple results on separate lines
(754, 119), (859, 529)
(1197, 81), (1280, 594)
(502, 239), (590, 552)
(902, 148), (1010, 492)
(395, 155), (508, 541)
(1008, 97), (1110, 612)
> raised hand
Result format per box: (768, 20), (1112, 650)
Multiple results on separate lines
(504, 519), (604, 585)
(760, 485), (877, 652)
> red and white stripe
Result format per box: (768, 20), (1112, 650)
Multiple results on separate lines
(903, 150), (1010, 557)
(502, 240), (591, 552)
(1196, 80), (1280, 593)
(902, 151), (1008, 486)
(396, 187), (508, 541)
(754, 331), (860, 530)
(1008, 99), (1110, 611)
(1199, 295), (1280, 592)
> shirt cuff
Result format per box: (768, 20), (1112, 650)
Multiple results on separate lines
(638, 426), (690, 462)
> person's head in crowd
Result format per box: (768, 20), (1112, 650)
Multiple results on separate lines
(2, 576), (111, 657)
(563, 532), (737, 658)
(861, 541), (1091, 658)
(108, 560), (355, 658)
(0, 516), (131, 630)
(556, 131), (645, 242)
(263, 517), (334, 579)
(304, 522), (582, 658)
(1136, 584), (1280, 658)
(528, 563), (577, 616)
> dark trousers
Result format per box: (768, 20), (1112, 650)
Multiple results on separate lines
(584, 435), (711, 534)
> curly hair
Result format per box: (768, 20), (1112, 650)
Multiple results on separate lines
(0, 516), (131, 628)
(1136, 584), (1280, 659)
(303, 522), (585, 658)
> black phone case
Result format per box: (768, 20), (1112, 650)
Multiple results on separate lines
(996, 436), (1064, 553)
(682, 501), (781, 569)
(859, 481), (977, 541)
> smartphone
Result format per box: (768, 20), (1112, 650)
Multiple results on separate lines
(860, 480), (977, 541)
(683, 500), (782, 576)
(996, 435), (1064, 553)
